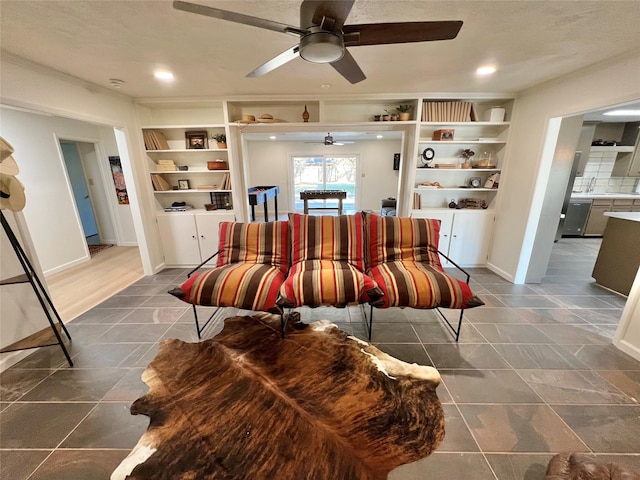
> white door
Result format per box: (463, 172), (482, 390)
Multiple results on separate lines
(195, 213), (235, 265)
(448, 211), (494, 266)
(157, 214), (201, 266)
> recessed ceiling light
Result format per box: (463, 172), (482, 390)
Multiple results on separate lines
(376, 135), (383, 139)
(269, 136), (276, 140)
(154, 71), (175, 81)
(603, 109), (640, 116)
(476, 66), (496, 75)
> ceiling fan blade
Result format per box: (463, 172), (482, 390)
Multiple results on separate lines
(300, 0), (355, 30)
(246, 45), (300, 78)
(342, 21), (463, 46)
(330, 49), (366, 84)
(173, 1), (306, 36)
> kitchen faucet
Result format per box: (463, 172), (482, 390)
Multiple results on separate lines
(587, 176), (596, 193)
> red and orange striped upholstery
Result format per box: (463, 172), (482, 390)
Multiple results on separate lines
(278, 260), (382, 308)
(289, 213), (366, 270)
(217, 221), (289, 273)
(180, 263), (285, 313)
(364, 213), (483, 310)
(175, 221), (289, 313)
(279, 213), (382, 307)
(365, 213), (442, 268)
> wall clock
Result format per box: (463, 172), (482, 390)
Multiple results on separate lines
(469, 177), (481, 188)
(421, 148), (435, 167)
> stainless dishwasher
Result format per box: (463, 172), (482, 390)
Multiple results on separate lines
(562, 199), (592, 236)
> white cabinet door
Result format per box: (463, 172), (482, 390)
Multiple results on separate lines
(195, 213), (235, 265)
(448, 211), (494, 267)
(411, 209), (454, 255)
(157, 214), (201, 266)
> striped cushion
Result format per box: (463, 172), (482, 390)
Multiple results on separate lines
(278, 260), (383, 308)
(179, 264), (285, 313)
(217, 221), (289, 273)
(289, 213), (365, 271)
(365, 213), (442, 268)
(368, 261), (484, 310)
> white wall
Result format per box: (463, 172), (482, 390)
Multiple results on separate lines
(489, 53), (640, 283)
(0, 107), (136, 273)
(0, 211), (50, 370)
(0, 57), (163, 274)
(614, 267), (640, 362)
(525, 115), (584, 283)
(245, 140), (402, 214)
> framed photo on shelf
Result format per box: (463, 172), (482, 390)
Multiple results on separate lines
(178, 179), (190, 190)
(185, 130), (208, 149)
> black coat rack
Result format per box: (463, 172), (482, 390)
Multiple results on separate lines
(0, 210), (73, 366)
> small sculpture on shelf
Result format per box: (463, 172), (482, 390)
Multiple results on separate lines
(302, 104), (310, 122)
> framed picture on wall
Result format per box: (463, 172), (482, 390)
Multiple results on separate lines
(185, 130), (208, 150)
(178, 179), (190, 190)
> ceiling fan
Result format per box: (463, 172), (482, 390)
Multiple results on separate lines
(173, 0), (463, 84)
(305, 133), (354, 146)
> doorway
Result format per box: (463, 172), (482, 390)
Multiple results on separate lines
(60, 141), (100, 245)
(290, 154), (359, 214)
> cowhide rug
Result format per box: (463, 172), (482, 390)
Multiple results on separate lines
(111, 314), (445, 480)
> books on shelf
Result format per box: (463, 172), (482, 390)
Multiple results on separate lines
(150, 173), (172, 191)
(422, 101), (474, 122)
(434, 163), (457, 169)
(155, 159), (177, 171)
(412, 192), (422, 210)
(143, 130), (170, 150)
(220, 172), (231, 190)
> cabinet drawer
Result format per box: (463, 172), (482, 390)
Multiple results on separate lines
(591, 199), (613, 207)
(634, 199), (640, 206)
(613, 199), (633, 206)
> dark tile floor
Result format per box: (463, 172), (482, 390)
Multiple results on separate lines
(1, 238), (639, 479)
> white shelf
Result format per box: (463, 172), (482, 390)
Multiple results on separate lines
(145, 148), (228, 153)
(420, 122), (510, 127)
(416, 168), (501, 172)
(415, 187), (499, 192)
(418, 140), (507, 144)
(154, 189), (232, 194)
(142, 124), (226, 129)
(151, 169), (230, 174)
(158, 209), (234, 215)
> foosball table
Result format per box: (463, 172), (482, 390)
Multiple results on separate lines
(299, 190), (347, 215)
(248, 185), (280, 221)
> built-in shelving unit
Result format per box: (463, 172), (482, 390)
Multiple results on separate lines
(135, 95), (516, 267)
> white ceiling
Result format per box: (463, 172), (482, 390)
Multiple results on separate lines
(1, 0), (639, 102)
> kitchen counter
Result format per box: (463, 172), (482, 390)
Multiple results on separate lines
(592, 213), (640, 296)
(603, 212), (640, 222)
(571, 193), (639, 200)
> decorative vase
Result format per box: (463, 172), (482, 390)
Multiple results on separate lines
(382, 114), (390, 121)
(399, 112), (410, 121)
(302, 104), (309, 123)
(217, 142), (227, 149)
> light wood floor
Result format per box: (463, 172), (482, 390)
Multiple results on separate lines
(45, 246), (143, 323)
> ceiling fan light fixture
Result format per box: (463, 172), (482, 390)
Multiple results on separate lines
(300, 29), (344, 63)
